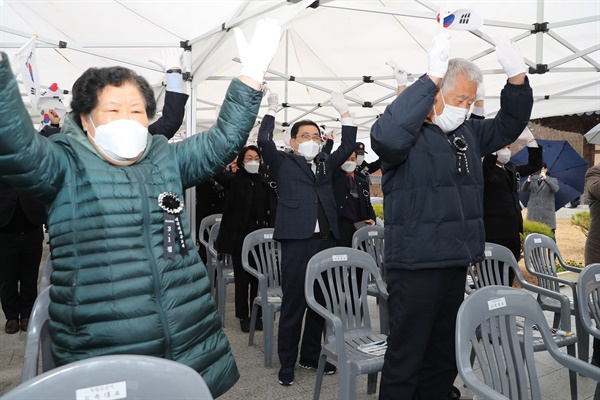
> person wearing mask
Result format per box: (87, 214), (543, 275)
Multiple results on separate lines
(0, 18), (280, 398)
(585, 164), (600, 367)
(0, 183), (47, 334)
(370, 33), (533, 399)
(215, 145), (278, 333)
(481, 127), (542, 284)
(523, 162), (560, 233)
(258, 91), (356, 386)
(333, 145), (376, 248)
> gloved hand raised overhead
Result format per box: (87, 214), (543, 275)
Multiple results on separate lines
(267, 92), (279, 111)
(149, 48), (184, 93)
(234, 18), (281, 84)
(387, 60), (407, 87)
(493, 36), (527, 78)
(427, 33), (451, 79)
(330, 92), (349, 116)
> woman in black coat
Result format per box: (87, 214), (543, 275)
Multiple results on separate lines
(216, 145), (278, 332)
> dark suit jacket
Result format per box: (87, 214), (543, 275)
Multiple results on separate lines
(332, 169), (376, 222)
(258, 115), (356, 240)
(482, 145), (543, 257)
(0, 181), (47, 230)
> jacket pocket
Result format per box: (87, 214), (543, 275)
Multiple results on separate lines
(279, 199), (299, 209)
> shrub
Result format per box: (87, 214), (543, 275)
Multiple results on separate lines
(570, 211), (590, 237)
(520, 220), (555, 258)
(372, 204), (384, 221)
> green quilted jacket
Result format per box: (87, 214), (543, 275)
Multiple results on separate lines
(0, 53), (262, 398)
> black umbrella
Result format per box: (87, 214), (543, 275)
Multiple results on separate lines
(511, 139), (587, 211)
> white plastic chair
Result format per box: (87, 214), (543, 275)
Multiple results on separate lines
(351, 225), (388, 335)
(241, 228), (282, 368)
(21, 286), (55, 382)
(4, 354), (212, 400)
(576, 263), (600, 399)
(37, 254), (53, 294)
(523, 233), (588, 362)
(456, 286), (600, 400)
(208, 222), (234, 326)
(305, 247), (388, 400)
(197, 213), (222, 289)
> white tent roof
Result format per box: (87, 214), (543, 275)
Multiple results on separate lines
(1, 0), (599, 146)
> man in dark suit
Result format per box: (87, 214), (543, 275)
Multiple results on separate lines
(258, 91), (356, 386)
(0, 182), (47, 334)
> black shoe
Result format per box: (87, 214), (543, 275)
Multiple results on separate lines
(240, 318), (250, 333)
(447, 385), (461, 399)
(4, 319), (19, 334)
(299, 360), (337, 375)
(255, 317), (263, 331)
(278, 367), (294, 386)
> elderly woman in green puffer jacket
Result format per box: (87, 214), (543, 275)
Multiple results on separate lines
(0, 20), (280, 398)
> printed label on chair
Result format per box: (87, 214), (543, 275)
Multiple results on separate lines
(215, 217), (222, 222)
(595, 274), (600, 282)
(534, 238), (542, 243)
(76, 381), (127, 400)
(487, 297), (506, 311)
(368, 231), (378, 237)
(332, 254), (348, 261)
(264, 233), (273, 239)
(484, 251), (492, 257)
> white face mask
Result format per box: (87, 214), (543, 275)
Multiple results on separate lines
(244, 160), (260, 174)
(496, 148), (511, 165)
(341, 161), (357, 173)
(296, 139), (320, 161)
(88, 117), (148, 162)
(356, 155), (365, 165)
(433, 92), (468, 134)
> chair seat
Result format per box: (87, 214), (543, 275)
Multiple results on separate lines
(539, 295), (575, 313)
(322, 333), (387, 375)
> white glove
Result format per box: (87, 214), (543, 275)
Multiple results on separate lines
(387, 60), (407, 86)
(493, 36), (527, 78)
(518, 126), (538, 147)
(427, 33), (451, 79)
(267, 92), (279, 111)
(330, 92), (349, 116)
(149, 49), (183, 93)
(234, 18), (281, 84)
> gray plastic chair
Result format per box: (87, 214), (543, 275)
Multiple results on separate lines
(38, 254), (53, 293)
(577, 263), (600, 399)
(467, 242), (579, 400)
(456, 286), (600, 400)
(523, 233), (588, 362)
(305, 247), (388, 400)
(21, 286), (55, 383)
(208, 222), (234, 326)
(5, 354), (212, 400)
(241, 228), (282, 367)
(351, 225), (388, 335)
(198, 213), (222, 289)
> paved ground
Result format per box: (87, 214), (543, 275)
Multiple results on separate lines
(1, 218), (598, 399)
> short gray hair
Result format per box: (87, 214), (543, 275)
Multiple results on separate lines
(439, 58), (482, 93)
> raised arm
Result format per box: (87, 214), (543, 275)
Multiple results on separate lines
(327, 92), (356, 170)
(257, 91), (284, 172)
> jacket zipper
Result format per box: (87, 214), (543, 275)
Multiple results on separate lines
(133, 168), (172, 359)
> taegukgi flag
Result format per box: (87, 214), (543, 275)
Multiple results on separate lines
(15, 35), (41, 109)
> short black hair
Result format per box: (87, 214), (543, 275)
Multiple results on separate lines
(290, 120), (321, 140)
(70, 66), (156, 130)
(542, 162), (548, 169)
(236, 145), (261, 170)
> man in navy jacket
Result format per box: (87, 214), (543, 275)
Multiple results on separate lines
(371, 35), (533, 399)
(258, 91), (356, 386)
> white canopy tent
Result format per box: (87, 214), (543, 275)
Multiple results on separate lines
(1, 0), (599, 240)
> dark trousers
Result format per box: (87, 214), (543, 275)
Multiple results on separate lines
(277, 236), (335, 368)
(0, 228), (44, 321)
(379, 267), (467, 400)
(231, 247), (259, 320)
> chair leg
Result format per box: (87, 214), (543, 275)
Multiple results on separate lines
(339, 364), (352, 400)
(574, 314), (590, 363)
(567, 343), (578, 400)
(263, 308), (274, 368)
(367, 372), (377, 394)
(248, 303), (258, 346)
(313, 353), (327, 400)
(552, 312), (561, 329)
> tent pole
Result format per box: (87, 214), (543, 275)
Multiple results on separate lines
(284, 30), (290, 125)
(184, 48), (198, 247)
(535, 0), (545, 65)
(547, 31), (600, 69)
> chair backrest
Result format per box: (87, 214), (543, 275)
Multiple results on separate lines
(241, 228), (282, 291)
(38, 254), (53, 293)
(198, 213), (222, 255)
(523, 233), (568, 292)
(577, 263), (600, 340)
(5, 355), (212, 400)
(456, 286), (600, 400)
(305, 247), (387, 340)
(21, 286), (55, 382)
(351, 225), (385, 280)
(467, 243), (519, 291)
